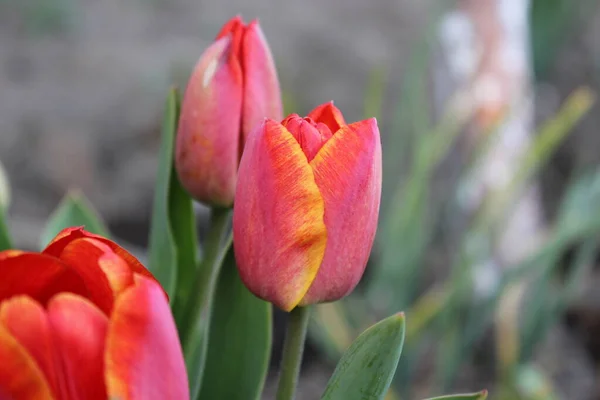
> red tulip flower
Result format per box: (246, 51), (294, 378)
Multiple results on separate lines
(233, 102), (382, 311)
(0, 227), (189, 400)
(176, 16), (283, 207)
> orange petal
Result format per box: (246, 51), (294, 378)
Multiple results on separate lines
(0, 296), (61, 398)
(300, 118), (382, 305)
(105, 275), (189, 400)
(47, 293), (109, 400)
(233, 120), (327, 311)
(0, 324), (54, 400)
(306, 101), (346, 134)
(241, 20), (283, 144)
(63, 238), (134, 298)
(43, 227), (159, 286)
(51, 238), (117, 315)
(0, 251), (88, 306)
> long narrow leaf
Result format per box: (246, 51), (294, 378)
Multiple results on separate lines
(423, 391), (488, 400)
(147, 88), (193, 300)
(198, 248), (272, 400)
(0, 209), (12, 251)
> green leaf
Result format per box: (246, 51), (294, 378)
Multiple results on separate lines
(148, 88), (198, 300)
(180, 211), (231, 400)
(197, 248), (272, 400)
(170, 149), (199, 312)
(422, 391), (488, 400)
(41, 190), (109, 248)
(321, 312), (406, 400)
(0, 209), (12, 251)
(0, 159), (12, 250)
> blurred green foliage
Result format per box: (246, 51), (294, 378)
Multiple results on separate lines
(40, 190), (110, 248)
(530, 0), (597, 79)
(310, 4), (598, 399)
(530, 0), (576, 78)
(0, 0), (78, 35)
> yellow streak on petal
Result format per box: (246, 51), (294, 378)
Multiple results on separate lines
(265, 123), (327, 311)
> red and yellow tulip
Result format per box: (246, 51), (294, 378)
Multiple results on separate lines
(0, 227), (189, 400)
(175, 15), (283, 207)
(233, 102), (382, 311)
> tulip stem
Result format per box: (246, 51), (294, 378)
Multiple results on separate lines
(276, 306), (311, 400)
(179, 207), (231, 357)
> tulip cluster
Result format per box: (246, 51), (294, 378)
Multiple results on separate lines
(172, 15), (385, 398)
(0, 227), (189, 400)
(174, 16), (382, 312)
(0, 14), (487, 400)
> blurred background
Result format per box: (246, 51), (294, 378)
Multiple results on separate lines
(1, 0), (600, 399)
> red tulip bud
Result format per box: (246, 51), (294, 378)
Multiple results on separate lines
(233, 102), (382, 311)
(176, 16), (283, 206)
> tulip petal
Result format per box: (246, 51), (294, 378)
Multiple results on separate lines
(301, 118), (382, 305)
(215, 15), (244, 62)
(61, 238), (134, 299)
(0, 325), (54, 400)
(0, 296), (63, 398)
(175, 34), (243, 206)
(49, 238), (116, 315)
(105, 275), (189, 400)
(0, 251), (87, 306)
(43, 227), (158, 285)
(241, 21), (283, 144)
(233, 120), (327, 311)
(215, 15), (243, 41)
(47, 293), (109, 400)
(282, 115), (332, 161)
(306, 102), (347, 134)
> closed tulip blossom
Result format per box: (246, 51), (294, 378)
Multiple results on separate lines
(233, 102), (382, 311)
(176, 16), (283, 207)
(0, 227), (189, 400)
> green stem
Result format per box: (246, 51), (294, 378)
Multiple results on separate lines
(276, 306), (311, 400)
(0, 209), (12, 251)
(179, 207), (231, 352)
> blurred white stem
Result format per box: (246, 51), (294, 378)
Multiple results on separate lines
(439, 0), (541, 288)
(438, 0), (541, 371)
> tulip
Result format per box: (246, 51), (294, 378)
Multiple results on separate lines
(175, 15), (283, 207)
(0, 227), (189, 400)
(233, 102), (382, 311)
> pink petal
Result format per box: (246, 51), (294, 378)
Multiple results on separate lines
(175, 34), (243, 206)
(300, 118), (382, 305)
(105, 275), (189, 400)
(233, 120), (327, 311)
(241, 20), (283, 146)
(282, 115), (332, 161)
(47, 294), (109, 400)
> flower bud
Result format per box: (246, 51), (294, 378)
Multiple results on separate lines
(0, 227), (189, 399)
(233, 102), (382, 311)
(176, 16), (283, 206)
